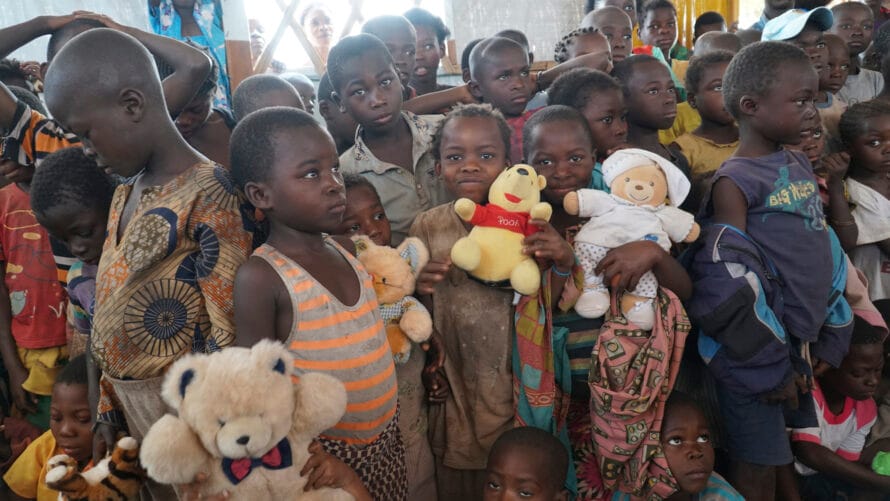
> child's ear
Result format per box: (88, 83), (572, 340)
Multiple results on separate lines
(687, 93), (697, 109)
(434, 160), (443, 178)
(738, 94), (757, 116)
(331, 91), (345, 113)
(438, 43), (446, 58)
(244, 181), (272, 211)
(318, 101), (333, 121)
(468, 79), (483, 100)
(119, 88), (145, 122)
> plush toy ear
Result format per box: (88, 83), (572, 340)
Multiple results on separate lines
(250, 339), (295, 377)
(352, 235), (373, 256)
(161, 354), (207, 410)
(537, 174), (547, 190)
(396, 237), (430, 275)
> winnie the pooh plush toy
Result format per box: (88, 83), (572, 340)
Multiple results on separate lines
(563, 148), (699, 329)
(353, 234), (432, 364)
(450, 164), (552, 295)
(139, 340), (354, 500)
(45, 436), (144, 500)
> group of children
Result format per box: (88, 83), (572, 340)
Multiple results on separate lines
(1, 1), (890, 500)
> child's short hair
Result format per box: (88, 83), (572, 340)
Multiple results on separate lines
(230, 107), (321, 189)
(684, 50), (734, 94)
(403, 8), (451, 45)
(55, 354), (88, 387)
(611, 54), (661, 97)
(548, 67), (622, 110)
(839, 100), (890, 146)
(722, 41), (810, 120)
(461, 38), (484, 75)
(0, 59), (24, 84)
(489, 427), (569, 488)
(8, 85), (47, 116)
(327, 34), (393, 95)
(430, 103), (511, 161)
(361, 15), (415, 42)
(639, 0), (677, 21)
(343, 174), (381, 200)
(664, 390), (703, 418)
(831, 1), (872, 19)
(30, 147), (116, 216)
(469, 37), (526, 81)
(851, 315), (887, 345)
(494, 29), (531, 54)
(553, 27), (599, 63)
(317, 72), (334, 104)
(46, 18), (104, 62)
(522, 105), (594, 158)
(694, 11), (725, 34)
(232, 74), (301, 122)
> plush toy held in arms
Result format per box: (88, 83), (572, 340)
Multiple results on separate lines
(563, 148), (699, 329)
(45, 436), (145, 500)
(450, 164), (552, 295)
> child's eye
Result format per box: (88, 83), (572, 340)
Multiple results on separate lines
(604, 33), (614, 40)
(813, 131), (823, 139)
(713, 85), (723, 92)
(697, 433), (711, 443)
(667, 87), (676, 94)
(601, 115), (614, 124)
(351, 88), (366, 97)
(537, 159), (554, 166)
(348, 224), (361, 233)
(373, 212), (386, 221)
(380, 78), (392, 87)
(423, 44), (436, 51)
(521, 70), (530, 77)
(480, 153), (495, 160)
(840, 23), (852, 30)
(840, 64), (850, 71)
(868, 139), (881, 147)
(486, 481), (501, 491)
(331, 164), (341, 173)
(646, 88), (659, 95)
(795, 99), (805, 106)
(816, 42), (826, 49)
(304, 169), (319, 179)
(445, 154), (463, 161)
(570, 155), (584, 162)
(667, 437), (682, 446)
(498, 73), (510, 81)
(519, 490), (535, 498)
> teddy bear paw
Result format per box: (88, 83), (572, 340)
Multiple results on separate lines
(624, 299), (655, 330)
(575, 289), (610, 318)
(45, 455), (76, 485)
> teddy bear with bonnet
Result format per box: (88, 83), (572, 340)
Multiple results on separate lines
(450, 164), (552, 295)
(138, 340), (354, 500)
(563, 148), (699, 329)
(353, 234), (432, 364)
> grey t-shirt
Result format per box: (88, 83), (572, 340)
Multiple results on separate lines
(837, 68), (884, 105)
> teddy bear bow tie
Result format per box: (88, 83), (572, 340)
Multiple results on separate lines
(221, 438), (294, 484)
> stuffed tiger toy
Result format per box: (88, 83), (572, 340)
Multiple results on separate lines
(45, 436), (144, 500)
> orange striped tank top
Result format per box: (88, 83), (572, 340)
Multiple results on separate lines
(252, 240), (398, 446)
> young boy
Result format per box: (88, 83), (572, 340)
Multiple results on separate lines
(762, 7), (833, 72)
(831, 1), (884, 105)
(3, 354), (92, 501)
(317, 73), (357, 155)
(404, 8), (453, 96)
(816, 34), (850, 144)
(362, 15), (418, 101)
(281, 72), (317, 115)
(584, 0), (642, 49)
(582, 6), (633, 63)
(638, 0), (688, 65)
(689, 41), (852, 501)
(230, 107), (406, 500)
(231, 74), (304, 122)
(483, 427), (570, 501)
(693, 11), (726, 43)
(43, 29), (255, 499)
(792, 316), (890, 497)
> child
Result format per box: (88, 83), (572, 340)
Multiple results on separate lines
(461, 38), (483, 83)
(317, 73), (357, 155)
(693, 11), (726, 43)
(231, 73), (304, 122)
(330, 34), (451, 244)
(335, 174), (436, 500)
(173, 56), (235, 169)
(468, 37), (537, 163)
(495, 29), (535, 64)
(841, 100), (890, 314)
(554, 28), (612, 65)
(3, 355), (92, 501)
(613, 391), (744, 500)
(483, 427), (570, 501)
(230, 107), (406, 499)
(44, 30), (254, 498)
(584, 0), (639, 47)
(762, 7), (833, 72)
(404, 8), (453, 96)
(792, 316), (890, 497)
(671, 51), (738, 211)
(815, 34), (850, 145)
(693, 32), (742, 55)
(611, 55), (691, 180)
(831, 1), (884, 105)
(689, 41), (847, 501)
(409, 103), (516, 499)
(362, 16), (418, 100)
(281, 72), (317, 114)
(637, 0), (688, 66)
(582, 6), (633, 63)
(547, 68), (628, 190)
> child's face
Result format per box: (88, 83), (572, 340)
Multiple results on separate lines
(37, 204), (108, 266)
(256, 126), (346, 234)
(640, 8), (678, 57)
(174, 90), (214, 139)
(595, 10), (634, 62)
(748, 63), (818, 145)
(484, 446), (567, 501)
(661, 404), (715, 496)
(580, 88), (629, 155)
(605, 0), (638, 27)
(436, 115), (508, 204)
(50, 383), (93, 464)
(820, 40), (851, 94)
(786, 123), (826, 168)
(290, 80), (317, 115)
(338, 51), (404, 133)
(376, 26), (417, 92)
(690, 62), (733, 126)
(831, 7), (874, 56)
(567, 32), (611, 63)
(789, 26), (828, 73)
(822, 342), (884, 401)
(625, 60), (677, 131)
(848, 114), (890, 174)
(527, 120), (595, 206)
(338, 185), (392, 247)
(413, 25), (443, 84)
(471, 46), (533, 117)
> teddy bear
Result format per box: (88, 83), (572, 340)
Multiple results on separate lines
(450, 164), (552, 295)
(563, 148), (699, 329)
(45, 436), (144, 500)
(138, 340), (354, 500)
(353, 234), (432, 364)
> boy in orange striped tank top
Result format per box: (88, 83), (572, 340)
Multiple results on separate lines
(230, 107), (407, 500)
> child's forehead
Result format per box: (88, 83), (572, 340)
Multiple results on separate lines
(835, 5), (873, 22)
(480, 44), (528, 69)
(340, 51), (395, 80)
(629, 60), (671, 81)
(443, 115), (502, 140)
(597, 13), (633, 30)
(644, 6), (676, 22)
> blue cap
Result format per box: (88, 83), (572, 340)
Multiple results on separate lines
(762, 7), (833, 41)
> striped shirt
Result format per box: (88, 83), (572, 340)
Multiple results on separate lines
(253, 241), (398, 446)
(4, 102), (79, 168)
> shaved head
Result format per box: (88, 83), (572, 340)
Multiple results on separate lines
(581, 5), (631, 29)
(469, 36), (526, 81)
(694, 31), (742, 55)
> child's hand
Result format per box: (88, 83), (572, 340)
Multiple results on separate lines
(179, 472), (229, 501)
(73, 11), (124, 31)
(41, 13), (77, 32)
(422, 332), (449, 404)
(822, 152), (850, 184)
(522, 220), (574, 272)
(595, 240), (664, 292)
(301, 441), (369, 497)
(8, 367), (37, 415)
(416, 259), (451, 296)
(457, 84), (477, 105)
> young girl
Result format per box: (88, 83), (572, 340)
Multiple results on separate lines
(231, 107), (405, 499)
(171, 55), (234, 169)
(841, 100), (890, 315)
(403, 8), (453, 96)
(547, 68), (629, 191)
(330, 34), (451, 244)
(522, 105), (692, 499)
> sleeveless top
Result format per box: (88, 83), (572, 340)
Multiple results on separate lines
(252, 240), (398, 446)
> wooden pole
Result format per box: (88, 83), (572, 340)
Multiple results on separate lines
(253, 0), (301, 73)
(220, 0), (252, 91)
(273, 0), (324, 74)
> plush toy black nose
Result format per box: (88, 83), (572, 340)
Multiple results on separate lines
(517, 167), (529, 176)
(635, 184), (643, 190)
(236, 435), (250, 445)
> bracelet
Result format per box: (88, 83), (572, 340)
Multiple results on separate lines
(551, 265), (572, 277)
(830, 217), (856, 227)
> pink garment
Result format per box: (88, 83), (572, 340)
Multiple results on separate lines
(845, 255), (889, 339)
